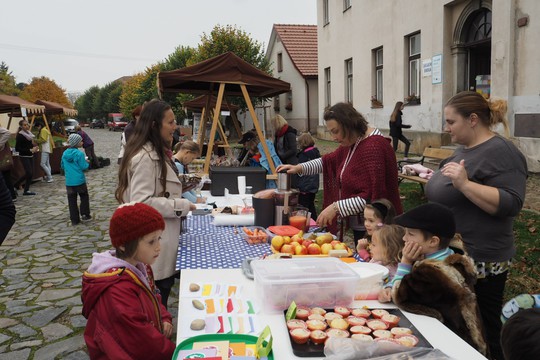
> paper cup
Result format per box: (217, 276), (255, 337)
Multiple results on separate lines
(238, 176), (246, 195)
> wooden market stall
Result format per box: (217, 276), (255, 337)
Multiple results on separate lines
(157, 51), (291, 177)
(182, 94), (242, 147)
(0, 94), (46, 130)
(34, 99), (78, 138)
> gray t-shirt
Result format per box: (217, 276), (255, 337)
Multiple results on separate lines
(425, 135), (527, 262)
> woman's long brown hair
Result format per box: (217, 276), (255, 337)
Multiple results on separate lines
(115, 99), (173, 203)
(390, 101), (403, 122)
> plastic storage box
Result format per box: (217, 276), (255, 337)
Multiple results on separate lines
(347, 262), (389, 300)
(251, 257), (360, 313)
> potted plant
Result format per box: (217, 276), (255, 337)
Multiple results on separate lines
(285, 102), (293, 111)
(405, 94), (420, 105)
(370, 96), (383, 108)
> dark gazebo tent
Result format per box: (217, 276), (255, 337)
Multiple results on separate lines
(0, 94), (45, 129)
(182, 95), (242, 140)
(34, 100), (78, 138)
(158, 51), (291, 175)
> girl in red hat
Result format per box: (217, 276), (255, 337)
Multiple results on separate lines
(82, 202), (175, 360)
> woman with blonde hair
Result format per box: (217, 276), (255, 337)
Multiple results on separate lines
(173, 140), (202, 203)
(116, 99), (195, 307)
(272, 114), (298, 166)
(426, 91), (527, 359)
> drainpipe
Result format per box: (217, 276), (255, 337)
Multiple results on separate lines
(305, 78), (311, 133)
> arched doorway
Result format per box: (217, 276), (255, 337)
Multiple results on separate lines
(464, 8), (492, 96)
(452, 1), (492, 96)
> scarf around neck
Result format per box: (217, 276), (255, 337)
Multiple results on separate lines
(20, 129), (35, 142)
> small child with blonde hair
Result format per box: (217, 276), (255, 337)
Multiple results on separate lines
(356, 199), (396, 260)
(364, 224), (404, 282)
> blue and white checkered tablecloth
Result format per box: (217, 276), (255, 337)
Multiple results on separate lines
(176, 215), (271, 270)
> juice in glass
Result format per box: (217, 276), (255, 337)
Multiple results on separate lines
(289, 213), (308, 231)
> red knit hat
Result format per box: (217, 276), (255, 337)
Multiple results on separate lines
(109, 202), (165, 248)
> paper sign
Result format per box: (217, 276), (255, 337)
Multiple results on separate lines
(432, 54), (442, 84)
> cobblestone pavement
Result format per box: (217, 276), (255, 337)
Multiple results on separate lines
(1, 129), (538, 359)
(0, 128), (180, 359)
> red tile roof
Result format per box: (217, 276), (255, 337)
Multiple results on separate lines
(273, 24), (318, 78)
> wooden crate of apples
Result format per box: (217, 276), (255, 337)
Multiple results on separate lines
(270, 231), (353, 257)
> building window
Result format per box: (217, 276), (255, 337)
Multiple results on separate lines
(407, 32), (421, 103)
(277, 53), (283, 73)
(323, 0), (329, 25)
(372, 47), (383, 107)
(274, 96), (280, 112)
(345, 58), (353, 104)
(344, 0), (351, 11)
(324, 67), (331, 108)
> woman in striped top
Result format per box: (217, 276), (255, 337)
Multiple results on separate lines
(277, 102), (402, 242)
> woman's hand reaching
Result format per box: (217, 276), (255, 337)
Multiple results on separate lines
(316, 203), (338, 228)
(276, 164), (302, 174)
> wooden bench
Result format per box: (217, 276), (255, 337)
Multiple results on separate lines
(398, 147), (455, 191)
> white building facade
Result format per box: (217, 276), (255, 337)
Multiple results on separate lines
(317, 0), (540, 170)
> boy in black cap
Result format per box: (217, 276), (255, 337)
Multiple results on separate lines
(379, 202), (456, 302)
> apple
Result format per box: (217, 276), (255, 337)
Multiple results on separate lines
(290, 241), (300, 248)
(280, 244), (295, 254)
(333, 242), (347, 251)
(330, 240), (341, 247)
(283, 236), (292, 244)
(271, 236), (284, 251)
(307, 243), (321, 255)
(291, 234), (302, 243)
(302, 239), (313, 248)
(321, 243), (333, 255)
(295, 245), (308, 255)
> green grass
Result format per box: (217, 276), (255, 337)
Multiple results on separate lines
(312, 137), (540, 301)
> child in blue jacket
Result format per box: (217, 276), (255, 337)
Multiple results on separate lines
(61, 134), (91, 225)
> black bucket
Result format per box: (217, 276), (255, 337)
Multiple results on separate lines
(253, 197), (275, 228)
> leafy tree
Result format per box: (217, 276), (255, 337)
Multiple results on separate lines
(194, 24), (271, 73)
(20, 76), (71, 107)
(104, 81), (123, 115)
(119, 73), (145, 116)
(75, 86), (100, 121)
(193, 24), (272, 108)
(0, 61), (20, 95)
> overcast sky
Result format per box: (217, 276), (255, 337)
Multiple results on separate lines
(1, 0), (317, 94)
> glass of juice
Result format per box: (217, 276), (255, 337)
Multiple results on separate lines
(289, 209), (309, 231)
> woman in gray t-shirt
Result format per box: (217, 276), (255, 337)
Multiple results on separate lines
(426, 91), (527, 360)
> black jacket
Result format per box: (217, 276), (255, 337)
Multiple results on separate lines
(275, 126), (298, 165)
(297, 146), (320, 193)
(15, 133), (34, 157)
(389, 110), (409, 137)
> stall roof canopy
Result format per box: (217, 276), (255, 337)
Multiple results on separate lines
(35, 100), (78, 116)
(0, 94), (45, 116)
(158, 51), (290, 98)
(183, 95), (240, 112)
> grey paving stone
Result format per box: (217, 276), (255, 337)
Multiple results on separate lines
(31, 272), (66, 280)
(0, 348), (31, 360)
(29, 266), (53, 274)
(33, 335), (86, 360)
(10, 340), (43, 351)
(6, 258), (27, 266)
(42, 323), (73, 341)
(36, 289), (79, 302)
(63, 350), (90, 360)
(5, 282), (31, 292)
(0, 318), (18, 328)
(23, 306), (67, 327)
(7, 324), (37, 338)
(0, 333), (11, 345)
(57, 296), (82, 306)
(70, 315), (87, 328)
(2, 268), (27, 277)
(4, 306), (42, 316)
(29, 232), (49, 239)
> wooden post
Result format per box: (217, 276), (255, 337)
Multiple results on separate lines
(203, 83), (225, 174)
(225, 98), (243, 138)
(240, 84), (276, 176)
(196, 107), (206, 147)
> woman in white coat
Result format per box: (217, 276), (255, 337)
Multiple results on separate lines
(116, 99), (194, 307)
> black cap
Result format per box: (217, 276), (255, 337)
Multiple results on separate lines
(239, 131), (256, 144)
(395, 203), (456, 239)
